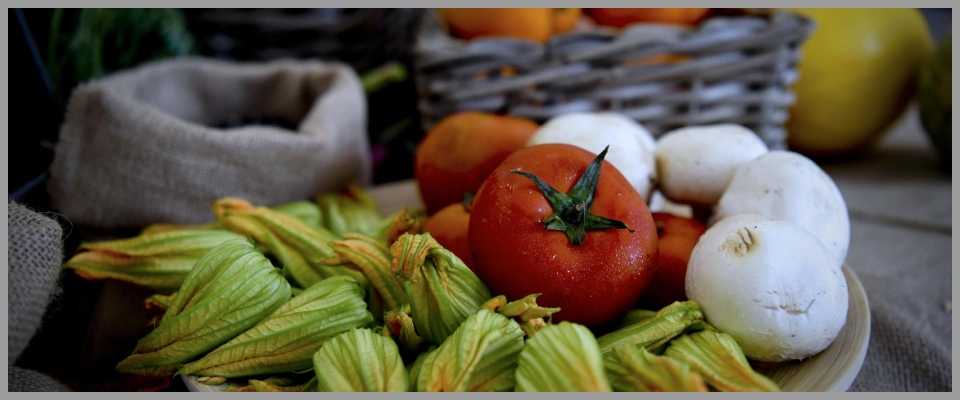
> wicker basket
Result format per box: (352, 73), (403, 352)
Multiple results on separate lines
(413, 9), (815, 150)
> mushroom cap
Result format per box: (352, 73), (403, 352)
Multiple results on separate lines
(654, 124), (768, 206)
(686, 214), (849, 362)
(527, 112), (657, 200)
(709, 150), (850, 268)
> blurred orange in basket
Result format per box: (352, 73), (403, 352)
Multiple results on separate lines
(437, 8), (582, 43)
(415, 112), (539, 215)
(585, 8), (711, 28)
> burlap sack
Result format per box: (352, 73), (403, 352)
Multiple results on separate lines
(8, 367), (70, 392)
(48, 57), (371, 230)
(8, 201), (64, 366)
(8, 201), (69, 391)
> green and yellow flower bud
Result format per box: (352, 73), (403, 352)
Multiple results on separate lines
(213, 197), (367, 289)
(178, 275), (373, 378)
(315, 183), (383, 237)
(115, 240), (291, 376)
(383, 304), (425, 354)
(604, 344), (708, 392)
(140, 222), (222, 235)
(406, 345), (436, 392)
(416, 309), (525, 392)
(271, 200), (324, 230)
(391, 233), (491, 345)
(481, 294), (560, 338)
(321, 233), (408, 313)
(229, 376), (315, 392)
(663, 330), (781, 392)
(63, 229), (246, 290)
(515, 321), (612, 392)
(312, 328), (408, 392)
(376, 207), (426, 245)
(595, 301), (706, 355)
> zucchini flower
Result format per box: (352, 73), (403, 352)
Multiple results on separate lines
(63, 229), (246, 290)
(604, 344), (708, 392)
(115, 240), (290, 376)
(375, 207), (426, 245)
(312, 328), (409, 392)
(320, 233), (408, 314)
(229, 376), (316, 392)
(406, 346), (435, 392)
(415, 309), (525, 392)
(179, 275), (373, 378)
(391, 233), (491, 345)
(140, 200), (321, 235)
(515, 321), (612, 392)
(595, 301), (706, 355)
(315, 182), (384, 237)
(618, 309), (658, 328)
(480, 294), (560, 338)
(272, 200), (324, 230)
(382, 304), (425, 354)
(140, 222), (221, 235)
(213, 197), (367, 289)
(663, 330), (781, 392)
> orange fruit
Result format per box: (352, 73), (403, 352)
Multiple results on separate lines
(422, 201), (474, 271)
(585, 8), (710, 28)
(415, 112), (539, 215)
(437, 8), (582, 43)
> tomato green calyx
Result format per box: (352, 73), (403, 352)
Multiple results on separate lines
(509, 146), (634, 245)
(462, 192), (475, 213)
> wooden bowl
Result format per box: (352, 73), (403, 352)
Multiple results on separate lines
(184, 180), (870, 392)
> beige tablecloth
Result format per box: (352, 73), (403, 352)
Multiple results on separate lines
(819, 106), (952, 391)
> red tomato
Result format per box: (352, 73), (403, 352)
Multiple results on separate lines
(636, 212), (707, 310)
(422, 200), (474, 271)
(469, 144), (658, 326)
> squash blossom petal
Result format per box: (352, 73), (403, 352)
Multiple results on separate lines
(604, 344), (708, 392)
(391, 233), (491, 345)
(416, 309), (525, 392)
(406, 345), (436, 392)
(312, 328), (408, 392)
(229, 376), (315, 392)
(178, 275), (373, 378)
(213, 197), (368, 289)
(383, 304), (425, 354)
(515, 321), (612, 392)
(63, 229), (246, 290)
(663, 330), (781, 392)
(115, 240), (290, 376)
(376, 207), (426, 245)
(595, 301), (706, 355)
(271, 200), (324, 230)
(481, 294), (560, 338)
(320, 233), (408, 314)
(315, 183), (384, 237)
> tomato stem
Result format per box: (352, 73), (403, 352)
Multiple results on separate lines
(509, 145), (634, 245)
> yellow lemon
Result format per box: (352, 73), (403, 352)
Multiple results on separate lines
(784, 8), (933, 157)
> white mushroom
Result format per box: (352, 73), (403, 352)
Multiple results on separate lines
(654, 124), (768, 206)
(526, 112), (657, 201)
(709, 150), (850, 268)
(685, 214), (849, 362)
